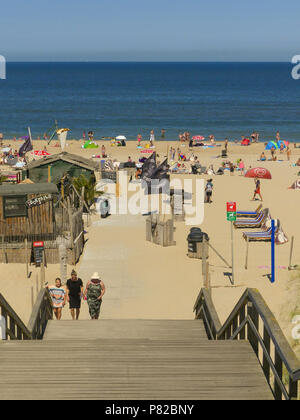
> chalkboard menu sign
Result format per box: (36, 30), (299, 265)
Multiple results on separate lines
(33, 241), (44, 267)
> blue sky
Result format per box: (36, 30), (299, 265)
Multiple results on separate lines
(1, 0), (299, 61)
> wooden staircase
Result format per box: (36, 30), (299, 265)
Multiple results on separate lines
(0, 319), (273, 400)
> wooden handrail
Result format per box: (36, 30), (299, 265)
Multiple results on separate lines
(28, 288), (53, 339)
(194, 288), (300, 400)
(0, 288), (53, 341)
(0, 294), (31, 340)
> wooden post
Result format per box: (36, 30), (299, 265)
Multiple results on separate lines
(204, 261), (210, 289)
(1, 235), (6, 264)
(25, 238), (28, 277)
(47, 165), (51, 183)
(61, 177), (64, 200)
(202, 238), (207, 285)
(58, 239), (67, 284)
(40, 251), (45, 289)
(288, 236), (294, 269)
(116, 171), (120, 198)
(245, 237), (249, 270)
(67, 197), (74, 247)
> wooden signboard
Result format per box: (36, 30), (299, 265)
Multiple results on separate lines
(26, 194), (52, 208)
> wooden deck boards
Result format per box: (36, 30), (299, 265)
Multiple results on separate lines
(0, 320), (274, 400)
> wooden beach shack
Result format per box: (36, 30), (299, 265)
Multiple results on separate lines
(0, 182), (84, 265)
(22, 152), (99, 184)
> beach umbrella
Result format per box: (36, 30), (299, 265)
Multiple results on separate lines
(1, 147), (11, 153)
(245, 167), (272, 180)
(277, 140), (289, 148)
(192, 135), (205, 141)
(33, 150), (50, 156)
(241, 138), (250, 146)
(265, 141), (278, 150)
(116, 135), (127, 140)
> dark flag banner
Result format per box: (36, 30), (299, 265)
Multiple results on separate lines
(141, 152), (157, 183)
(19, 136), (33, 157)
(152, 158), (170, 181)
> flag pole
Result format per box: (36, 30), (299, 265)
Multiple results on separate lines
(28, 126), (32, 143)
(271, 219), (275, 283)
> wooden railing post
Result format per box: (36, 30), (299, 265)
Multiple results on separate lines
(239, 304), (246, 340)
(247, 301), (259, 356)
(263, 326), (271, 383)
(274, 349), (283, 400)
(289, 378), (298, 400)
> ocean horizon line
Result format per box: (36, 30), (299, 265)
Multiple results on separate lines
(5, 60), (293, 64)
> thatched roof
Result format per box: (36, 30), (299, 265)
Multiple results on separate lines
(24, 152), (99, 171)
(0, 183), (58, 196)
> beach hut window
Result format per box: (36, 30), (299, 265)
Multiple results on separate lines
(3, 195), (27, 218)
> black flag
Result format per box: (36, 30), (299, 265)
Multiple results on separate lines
(19, 136), (33, 157)
(152, 158), (170, 181)
(141, 152), (157, 183)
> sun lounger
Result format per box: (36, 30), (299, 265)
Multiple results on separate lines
(243, 223), (280, 242)
(236, 204), (262, 218)
(234, 209), (269, 229)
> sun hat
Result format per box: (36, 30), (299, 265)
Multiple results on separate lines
(91, 272), (100, 280)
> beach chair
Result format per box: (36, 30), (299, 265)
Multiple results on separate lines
(233, 208), (270, 229)
(237, 204), (263, 218)
(242, 222), (280, 242)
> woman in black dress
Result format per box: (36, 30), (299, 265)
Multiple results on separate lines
(66, 270), (83, 320)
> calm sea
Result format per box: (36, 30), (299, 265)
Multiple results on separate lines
(0, 62), (300, 142)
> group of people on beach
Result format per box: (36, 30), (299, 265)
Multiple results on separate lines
(47, 270), (106, 321)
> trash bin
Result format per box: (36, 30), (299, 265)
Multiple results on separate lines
(187, 228), (209, 259)
(99, 198), (110, 218)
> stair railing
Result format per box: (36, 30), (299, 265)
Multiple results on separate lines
(0, 288), (53, 341)
(0, 294), (31, 340)
(194, 288), (300, 400)
(28, 288), (53, 339)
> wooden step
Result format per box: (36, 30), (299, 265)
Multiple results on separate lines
(0, 338), (273, 400)
(43, 319), (207, 341)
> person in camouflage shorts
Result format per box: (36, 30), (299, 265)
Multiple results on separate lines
(84, 272), (106, 320)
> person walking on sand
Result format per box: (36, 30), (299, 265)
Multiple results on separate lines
(84, 272), (106, 320)
(205, 179), (213, 203)
(137, 133), (142, 146)
(287, 145), (291, 161)
(239, 159), (245, 175)
(224, 138), (228, 153)
(252, 178), (263, 201)
(150, 129), (155, 147)
(66, 270), (84, 320)
(47, 278), (66, 321)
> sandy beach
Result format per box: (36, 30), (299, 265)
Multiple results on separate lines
(1, 138), (300, 359)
